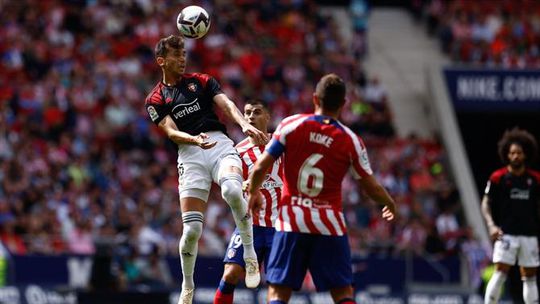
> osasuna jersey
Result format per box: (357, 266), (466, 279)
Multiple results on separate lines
(266, 114), (373, 236)
(236, 137), (283, 227)
(145, 73), (227, 135)
(485, 167), (540, 236)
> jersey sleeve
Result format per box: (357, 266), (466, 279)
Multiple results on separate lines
(205, 76), (223, 98)
(266, 137), (285, 159)
(484, 174), (500, 199)
(145, 91), (170, 124)
(348, 135), (373, 179)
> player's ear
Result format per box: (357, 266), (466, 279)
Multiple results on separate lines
(313, 94), (321, 107)
(156, 56), (165, 67)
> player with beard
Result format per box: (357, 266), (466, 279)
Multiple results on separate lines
(482, 128), (540, 304)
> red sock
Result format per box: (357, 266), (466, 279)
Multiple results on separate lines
(213, 280), (235, 304)
(337, 299), (356, 304)
(213, 289), (233, 304)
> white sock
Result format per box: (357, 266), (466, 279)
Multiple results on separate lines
(179, 211), (203, 289)
(485, 270), (507, 304)
(523, 276), (539, 304)
(221, 177), (256, 259)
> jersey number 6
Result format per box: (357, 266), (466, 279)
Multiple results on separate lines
(298, 154), (324, 197)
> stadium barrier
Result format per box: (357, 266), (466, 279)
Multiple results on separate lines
(0, 285), (515, 304)
(7, 254), (461, 293)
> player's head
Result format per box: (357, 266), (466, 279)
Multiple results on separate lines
(244, 99), (270, 133)
(313, 73), (346, 114)
(497, 127), (538, 168)
(155, 35), (186, 75)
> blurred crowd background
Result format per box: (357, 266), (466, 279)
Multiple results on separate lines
(0, 0), (488, 290)
(412, 0), (540, 67)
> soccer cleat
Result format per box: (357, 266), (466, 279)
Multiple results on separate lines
(244, 258), (261, 288)
(178, 288), (194, 304)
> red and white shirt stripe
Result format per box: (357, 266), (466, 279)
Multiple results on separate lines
(267, 114), (373, 236)
(236, 137), (283, 227)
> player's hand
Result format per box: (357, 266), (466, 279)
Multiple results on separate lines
(242, 124), (268, 146)
(381, 205), (395, 221)
(242, 181), (250, 192)
(488, 225), (503, 241)
(193, 133), (217, 149)
(247, 191), (263, 216)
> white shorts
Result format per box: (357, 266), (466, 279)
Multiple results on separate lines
(492, 234), (540, 267)
(177, 131), (242, 202)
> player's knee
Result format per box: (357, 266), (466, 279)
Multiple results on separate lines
(521, 267), (537, 278)
(222, 263), (242, 285)
(220, 175), (243, 206)
(181, 211), (203, 243)
(495, 263), (511, 273)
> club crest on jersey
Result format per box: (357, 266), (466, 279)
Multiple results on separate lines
(147, 106), (159, 121)
(188, 83), (197, 92)
(227, 248), (236, 259)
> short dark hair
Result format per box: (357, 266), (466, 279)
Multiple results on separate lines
(314, 73), (346, 112)
(155, 35), (184, 58)
(245, 99), (269, 111)
(497, 127), (538, 165)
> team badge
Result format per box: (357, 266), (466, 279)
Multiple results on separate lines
(147, 106), (159, 121)
(188, 83), (197, 92)
(227, 248), (236, 259)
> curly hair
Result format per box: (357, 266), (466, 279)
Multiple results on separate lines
(497, 127), (538, 165)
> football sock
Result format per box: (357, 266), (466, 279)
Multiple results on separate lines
(268, 301), (287, 304)
(179, 211), (203, 289)
(522, 276), (538, 304)
(213, 280), (236, 304)
(485, 270), (507, 304)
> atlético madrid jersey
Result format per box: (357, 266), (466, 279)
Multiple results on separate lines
(267, 114), (373, 236)
(236, 137), (283, 228)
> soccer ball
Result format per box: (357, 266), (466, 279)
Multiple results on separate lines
(177, 6), (211, 39)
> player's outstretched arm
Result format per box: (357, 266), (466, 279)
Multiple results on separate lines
(358, 175), (397, 221)
(481, 195), (503, 241)
(158, 115), (217, 149)
(213, 94), (268, 145)
(246, 152), (275, 214)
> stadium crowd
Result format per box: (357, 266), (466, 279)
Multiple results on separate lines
(412, 0), (540, 67)
(0, 0), (474, 288)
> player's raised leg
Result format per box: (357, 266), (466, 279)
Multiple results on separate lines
(178, 195), (206, 304)
(219, 163), (260, 288)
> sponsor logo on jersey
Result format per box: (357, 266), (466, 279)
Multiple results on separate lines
(510, 188), (530, 200)
(173, 101), (201, 119)
(188, 83), (197, 92)
(262, 175), (282, 190)
(147, 106), (159, 121)
(227, 248), (236, 259)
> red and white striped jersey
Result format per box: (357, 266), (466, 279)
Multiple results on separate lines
(266, 114), (373, 236)
(236, 137), (283, 227)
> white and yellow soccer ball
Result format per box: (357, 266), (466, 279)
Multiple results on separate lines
(177, 6), (211, 39)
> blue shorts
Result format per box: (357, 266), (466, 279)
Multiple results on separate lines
(266, 231), (352, 291)
(223, 225), (275, 272)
